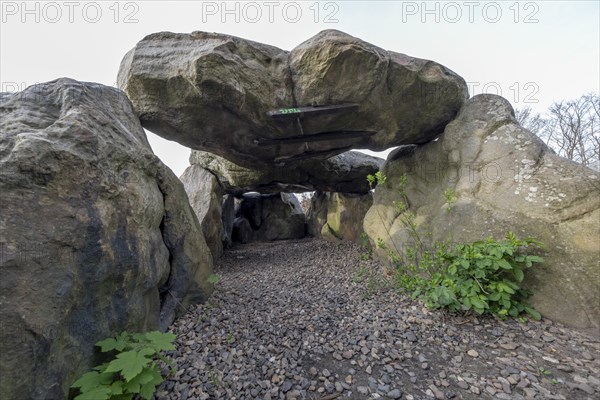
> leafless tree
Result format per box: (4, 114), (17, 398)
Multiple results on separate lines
(515, 106), (547, 135)
(515, 93), (599, 169)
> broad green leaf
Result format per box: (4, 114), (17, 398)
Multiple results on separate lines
(498, 283), (515, 294)
(123, 366), (160, 393)
(131, 333), (147, 343)
(527, 255), (543, 265)
(505, 281), (519, 289)
(470, 297), (486, 309)
(139, 381), (158, 400)
(462, 297), (472, 310)
(105, 348), (154, 382)
(513, 268), (524, 282)
(496, 259), (512, 270)
(97, 332), (129, 352)
(489, 292), (501, 302)
(110, 381), (124, 395)
(71, 371), (113, 391)
(476, 258), (492, 268)
(138, 367), (164, 400)
(524, 307), (542, 320)
(73, 386), (112, 400)
(93, 363), (110, 372)
(145, 331), (176, 352)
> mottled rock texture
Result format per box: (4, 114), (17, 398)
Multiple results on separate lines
(190, 150), (383, 195)
(0, 79), (213, 399)
(307, 192), (373, 243)
(118, 30), (467, 168)
(364, 94), (600, 329)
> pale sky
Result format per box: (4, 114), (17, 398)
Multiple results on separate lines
(2, 1), (599, 176)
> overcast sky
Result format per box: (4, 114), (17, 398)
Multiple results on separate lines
(1, 1), (599, 176)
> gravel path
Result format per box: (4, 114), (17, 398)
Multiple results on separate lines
(156, 238), (599, 400)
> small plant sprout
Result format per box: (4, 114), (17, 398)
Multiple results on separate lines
(443, 188), (458, 212)
(367, 171), (387, 190)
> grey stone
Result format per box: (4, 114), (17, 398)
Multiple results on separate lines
(307, 191), (373, 243)
(364, 94), (600, 329)
(118, 30), (467, 168)
(0, 79), (213, 400)
(180, 165), (226, 259)
(190, 149), (383, 195)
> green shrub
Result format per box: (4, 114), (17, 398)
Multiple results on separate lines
(409, 232), (543, 320)
(70, 331), (176, 400)
(367, 172), (543, 321)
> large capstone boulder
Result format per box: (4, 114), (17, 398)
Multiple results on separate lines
(180, 165), (227, 259)
(0, 79), (214, 400)
(118, 30), (467, 168)
(190, 150), (383, 195)
(307, 192), (373, 243)
(364, 94), (600, 329)
(233, 193), (306, 243)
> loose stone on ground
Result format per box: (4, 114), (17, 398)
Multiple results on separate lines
(157, 239), (600, 400)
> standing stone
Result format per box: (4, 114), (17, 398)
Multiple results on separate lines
(364, 94), (600, 329)
(307, 192), (373, 242)
(180, 165), (226, 259)
(0, 79), (214, 400)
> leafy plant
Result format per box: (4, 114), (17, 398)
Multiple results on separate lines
(70, 331), (177, 400)
(366, 171), (387, 189)
(405, 232), (543, 320)
(365, 174), (544, 321)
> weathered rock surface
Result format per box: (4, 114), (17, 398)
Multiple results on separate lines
(307, 192), (373, 242)
(364, 94), (600, 329)
(233, 193), (306, 243)
(0, 79), (214, 400)
(180, 165), (226, 259)
(190, 150), (383, 194)
(118, 30), (467, 168)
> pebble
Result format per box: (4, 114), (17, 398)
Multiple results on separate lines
(357, 386), (369, 395)
(467, 349), (479, 358)
(153, 239), (600, 400)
